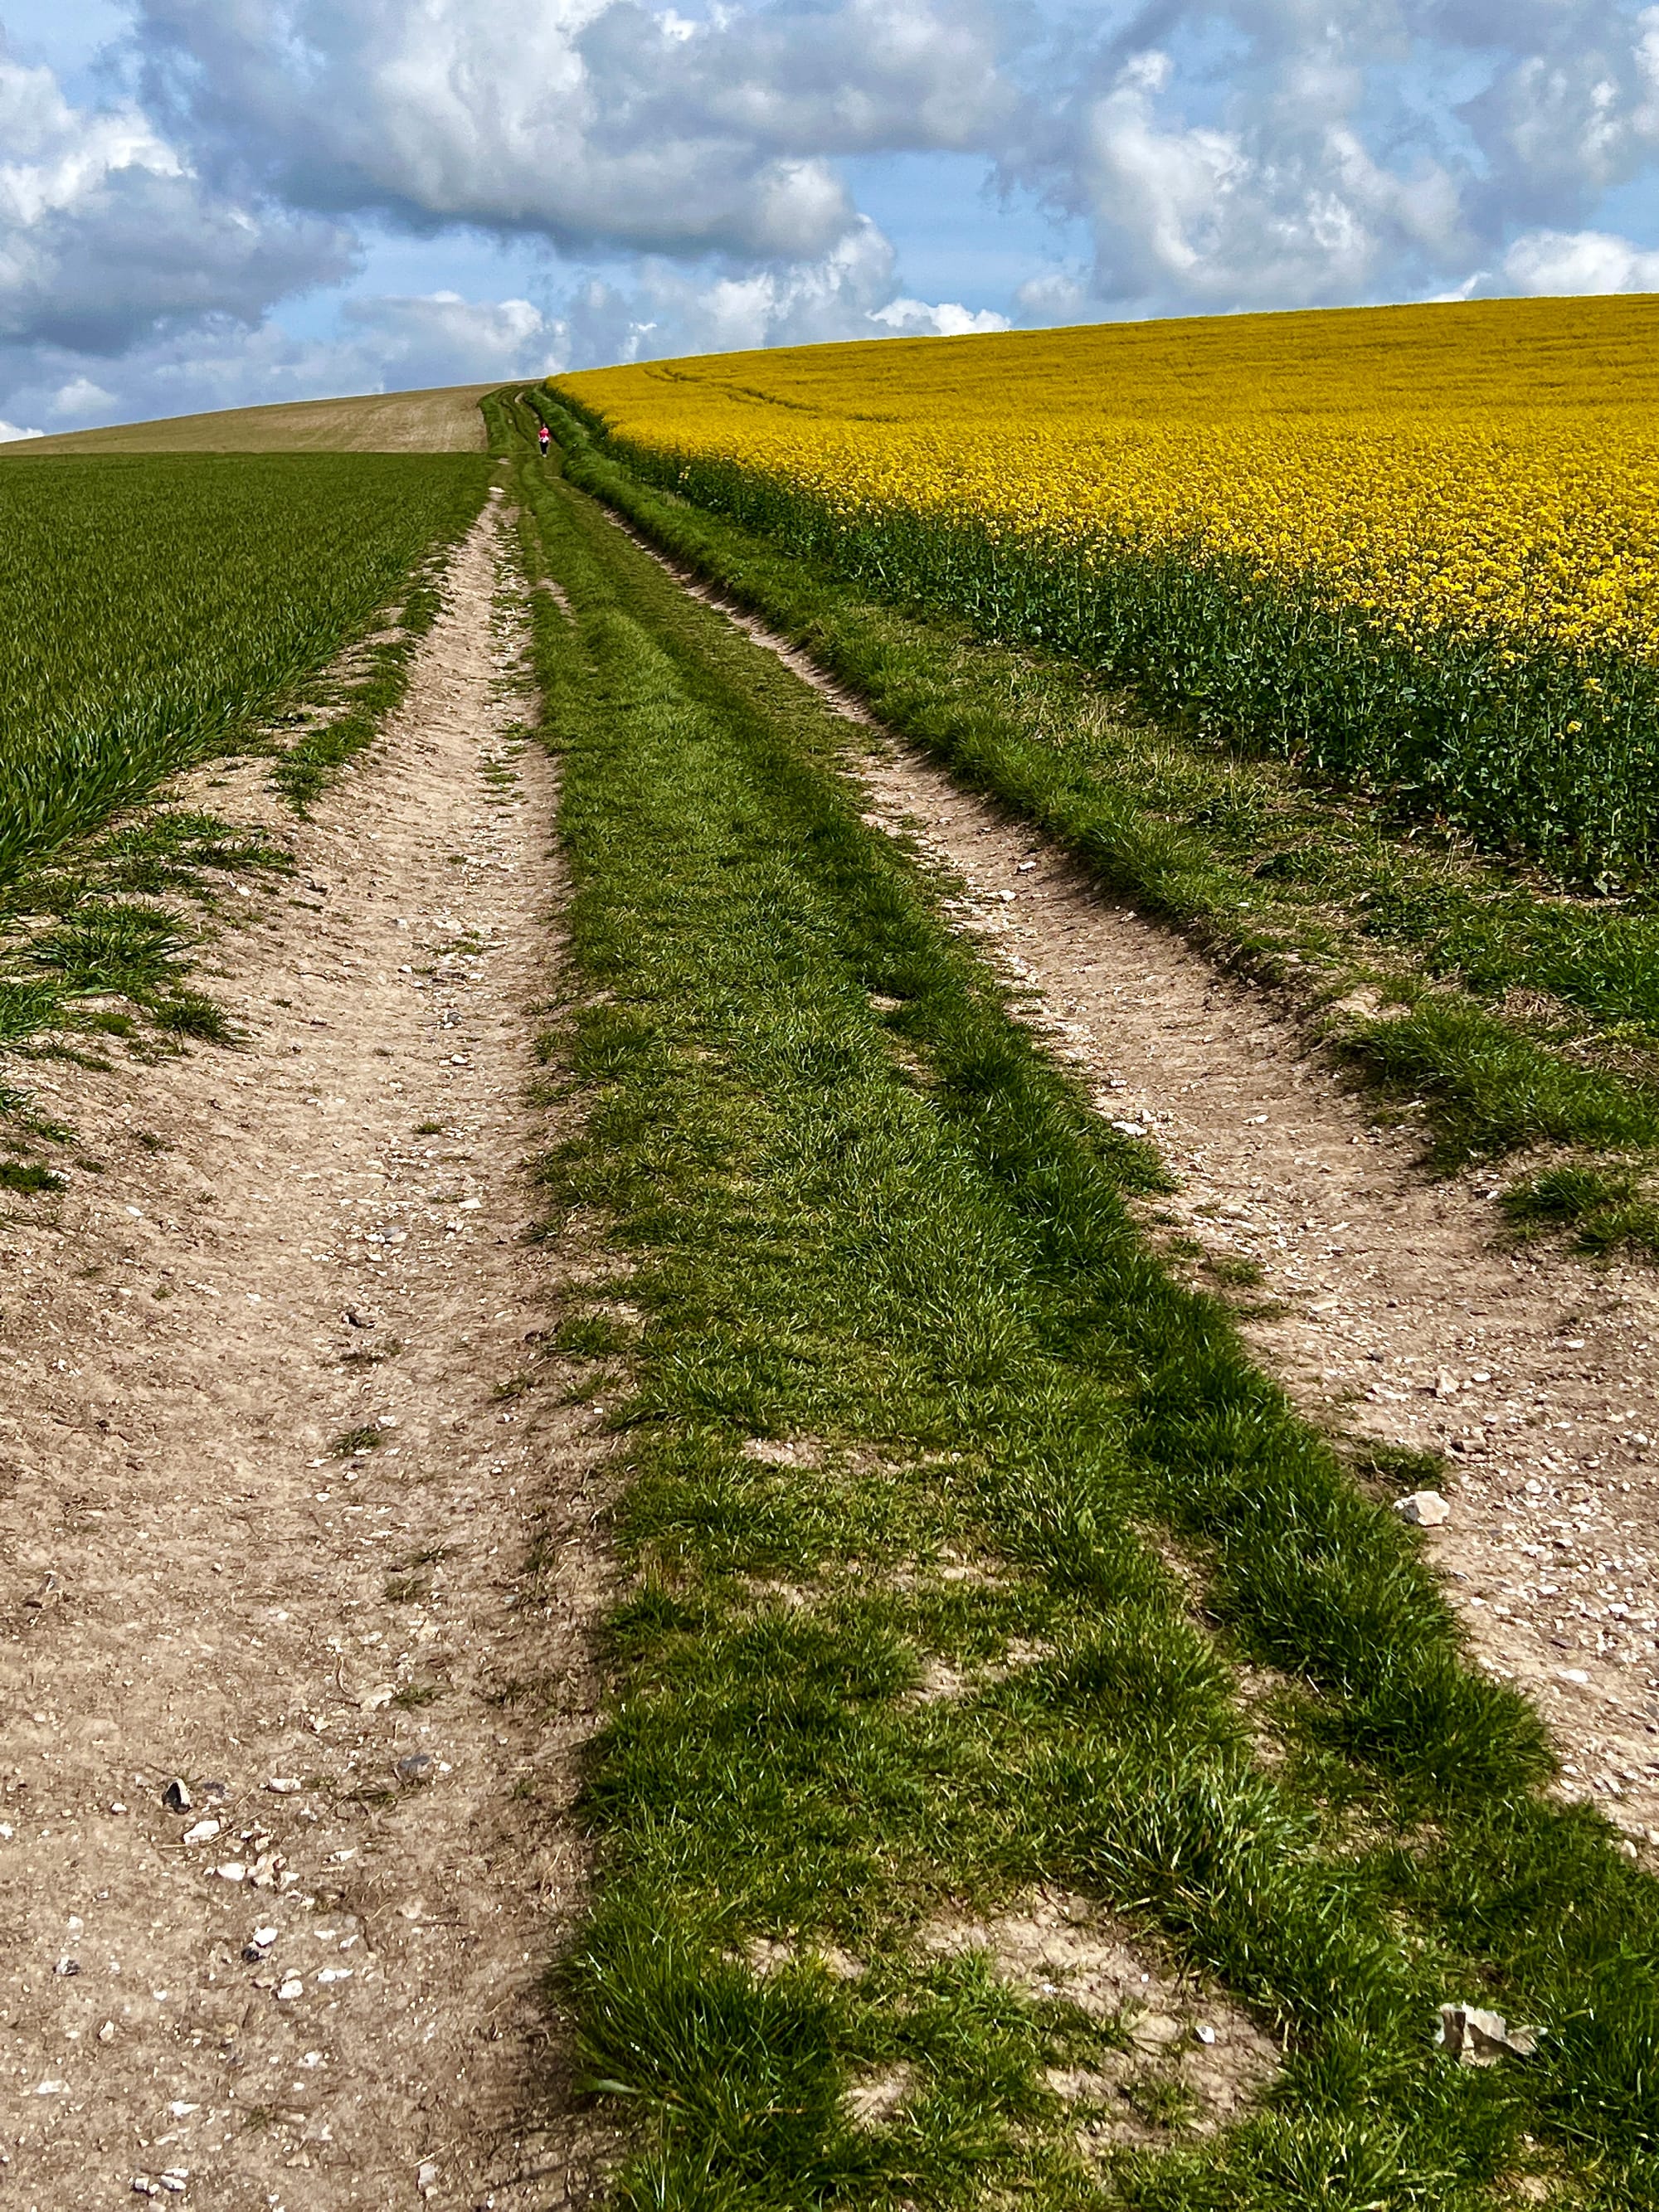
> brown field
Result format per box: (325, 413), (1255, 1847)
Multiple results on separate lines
(10, 382), (498, 455)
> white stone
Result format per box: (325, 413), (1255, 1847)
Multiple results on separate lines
(1396, 1490), (1451, 1527)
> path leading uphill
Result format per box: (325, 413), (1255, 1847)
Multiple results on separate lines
(854, 736), (1659, 1830)
(650, 544), (1659, 1857)
(0, 498), (609, 2207)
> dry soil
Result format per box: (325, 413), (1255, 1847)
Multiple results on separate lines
(0, 497), (610, 2207)
(7, 386), (495, 457)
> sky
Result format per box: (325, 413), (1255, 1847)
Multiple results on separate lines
(2, 0), (1658, 436)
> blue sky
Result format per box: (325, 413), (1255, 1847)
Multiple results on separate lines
(2, 0), (1658, 435)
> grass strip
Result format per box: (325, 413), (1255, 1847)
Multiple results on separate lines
(495, 393), (1659, 2208)
(536, 393), (1659, 1259)
(269, 562), (452, 811)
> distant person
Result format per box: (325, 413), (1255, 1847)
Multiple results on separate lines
(537, 421), (551, 456)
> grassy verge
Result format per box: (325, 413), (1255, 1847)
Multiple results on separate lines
(536, 393), (1659, 1261)
(496, 391), (1659, 2209)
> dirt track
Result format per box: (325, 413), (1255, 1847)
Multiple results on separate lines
(0, 498), (608, 2205)
(654, 549), (1659, 1852)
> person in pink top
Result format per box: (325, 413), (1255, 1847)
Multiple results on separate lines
(537, 420), (551, 455)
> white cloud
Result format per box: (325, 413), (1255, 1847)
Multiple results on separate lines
(0, 417), (42, 440)
(49, 377), (116, 416)
(0, 49), (353, 357)
(8, 0), (1659, 430)
(340, 290), (571, 382)
(1501, 226), (1659, 293)
(560, 216), (1006, 361)
(1463, 7), (1659, 224)
(869, 297), (1010, 336)
(1012, 269), (1088, 321)
(1011, 0), (1659, 315)
(0, 283), (572, 432)
(134, 0), (1012, 260)
(1039, 30), (1472, 312)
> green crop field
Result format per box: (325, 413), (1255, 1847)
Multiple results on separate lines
(0, 453), (489, 894)
(0, 447), (490, 1052)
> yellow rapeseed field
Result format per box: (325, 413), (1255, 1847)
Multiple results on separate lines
(562, 297), (1659, 664)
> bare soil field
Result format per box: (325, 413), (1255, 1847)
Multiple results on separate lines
(0, 498), (609, 2205)
(11, 386), (495, 456)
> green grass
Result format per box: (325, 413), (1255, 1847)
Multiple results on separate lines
(0, 1159), (64, 1195)
(0, 805), (299, 1069)
(533, 392), (1659, 1261)
(0, 453), (489, 889)
(494, 390), (1659, 2210)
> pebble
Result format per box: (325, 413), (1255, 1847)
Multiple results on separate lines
(417, 2160), (440, 2195)
(266, 1777), (301, 1794)
(1437, 2001), (1540, 2064)
(276, 1975), (304, 2001)
(162, 1779), (192, 1815)
(396, 1753), (434, 1783)
(181, 1819), (221, 1846)
(1396, 1490), (1451, 1527)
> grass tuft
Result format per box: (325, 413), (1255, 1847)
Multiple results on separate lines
(0, 1158), (64, 1194)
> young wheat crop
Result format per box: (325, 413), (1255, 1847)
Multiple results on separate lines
(0, 452), (491, 896)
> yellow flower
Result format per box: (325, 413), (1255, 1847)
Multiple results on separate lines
(559, 294), (1659, 670)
